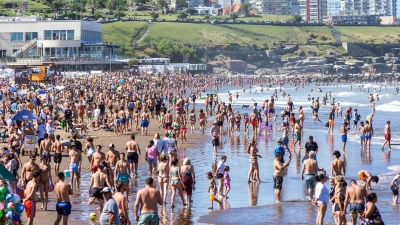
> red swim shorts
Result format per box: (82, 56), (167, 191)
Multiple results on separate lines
(384, 134), (391, 141)
(24, 199), (36, 218)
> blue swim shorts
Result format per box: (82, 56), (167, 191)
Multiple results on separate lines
(56, 202), (72, 216)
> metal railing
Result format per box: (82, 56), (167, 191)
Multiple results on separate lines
(11, 38), (38, 58)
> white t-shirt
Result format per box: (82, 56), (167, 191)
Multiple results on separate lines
(217, 160), (225, 174)
(93, 109), (100, 118)
(393, 175), (400, 188)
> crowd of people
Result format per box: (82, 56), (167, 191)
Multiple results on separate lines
(0, 72), (397, 225)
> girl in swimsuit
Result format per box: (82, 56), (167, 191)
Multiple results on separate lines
(157, 155), (170, 204)
(189, 109), (196, 133)
(248, 140), (262, 183)
(39, 156), (52, 211)
(180, 119), (188, 144)
(85, 137), (95, 164)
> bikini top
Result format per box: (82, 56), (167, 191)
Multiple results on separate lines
(40, 166), (49, 173)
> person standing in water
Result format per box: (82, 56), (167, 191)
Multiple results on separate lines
(273, 152), (290, 203)
(54, 172), (73, 225)
(381, 120), (392, 151)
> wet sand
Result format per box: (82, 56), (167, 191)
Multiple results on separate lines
(7, 117), (209, 225)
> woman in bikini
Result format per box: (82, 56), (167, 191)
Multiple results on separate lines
(180, 158), (196, 204)
(189, 109), (196, 133)
(170, 158), (186, 207)
(198, 109), (206, 133)
(180, 116), (188, 144)
(39, 156), (52, 210)
(85, 137), (95, 163)
(157, 155), (170, 204)
(247, 140), (262, 183)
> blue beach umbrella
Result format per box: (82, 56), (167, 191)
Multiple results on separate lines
(7, 86), (17, 92)
(36, 89), (46, 94)
(10, 109), (40, 121)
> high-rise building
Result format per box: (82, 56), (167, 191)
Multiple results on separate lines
(264, 0), (295, 15)
(327, 0), (341, 16)
(298, 0), (327, 21)
(339, 0), (396, 15)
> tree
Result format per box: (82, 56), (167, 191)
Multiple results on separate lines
(179, 0), (188, 8)
(107, 0), (117, 12)
(156, 0), (167, 14)
(149, 12), (159, 20)
(177, 12), (188, 21)
(241, 2), (251, 17)
(204, 15), (210, 20)
(52, 0), (64, 12)
(292, 14), (302, 23)
(128, 58), (138, 66)
(376, 18), (382, 24)
(229, 12), (239, 21)
(93, 11), (102, 19)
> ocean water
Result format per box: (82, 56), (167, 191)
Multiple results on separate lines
(67, 82), (400, 224)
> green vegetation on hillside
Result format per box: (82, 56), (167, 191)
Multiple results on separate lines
(336, 26), (400, 44)
(102, 21), (148, 55)
(141, 22), (335, 48)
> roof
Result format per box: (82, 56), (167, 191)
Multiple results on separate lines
(222, 3), (241, 14)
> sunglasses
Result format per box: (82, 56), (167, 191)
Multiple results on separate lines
(30, 158), (36, 160)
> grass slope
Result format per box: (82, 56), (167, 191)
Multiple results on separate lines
(336, 26), (400, 44)
(102, 21), (148, 47)
(141, 22), (335, 48)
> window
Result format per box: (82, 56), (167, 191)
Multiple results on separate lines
(44, 30), (51, 40)
(67, 30), (74, 40)
(52, 30), (60, 40)
(10, 32), (23, 41)
(0, 50), (6, 58)
(60, 30), (66, 40)
(25, 32), (38, 41)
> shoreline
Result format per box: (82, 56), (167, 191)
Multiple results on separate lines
(9, 113), (211, 224)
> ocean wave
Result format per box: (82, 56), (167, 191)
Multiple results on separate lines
(375, 101), (400, 112)
(335, 92), (359, 97)
(335, 101), (370, 107)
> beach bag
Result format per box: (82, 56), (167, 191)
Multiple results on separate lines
(325, 122), (329, 127)
(64, 169), (71, 177)
(61, 119), (65, 128)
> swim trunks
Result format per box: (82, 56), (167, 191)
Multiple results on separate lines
(360, 134), (365, 140)
(365, 132), (372, 140)
(212, 136), (219, 146)
(295, 132), (301, 141)
(54, 153), (62, 164)
(341, 134), (347, 143)
(141, 120), (149, 128)
(283, 137), (289, 145)
(69, 162), (80, 173)
(127, 152), (139, 164)
(117, 173), (129, 182)
(120, 118), (126, 124)
(391, 185), (399, 196)
(24, 199), (36, 218)
(56, 202), (72, 216)
(138, 212), (159, 225)
(349, 203), (365, 216)
(384, 134), (391, 141)
(305, 174), (316, 189)
(90, 187), (104, 200)
(273, 176), (283, 190)
(114, 119), (120, 126)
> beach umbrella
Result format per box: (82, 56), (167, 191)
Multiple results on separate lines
(10, 109), (39, 121)
(7, 87), (17, 92)
(0, 164), (16, 182)
(17, 90), (27, 96)
(193, 74), (200, 77)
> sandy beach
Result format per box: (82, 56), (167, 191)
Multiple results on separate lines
(7, 114), (209, 225)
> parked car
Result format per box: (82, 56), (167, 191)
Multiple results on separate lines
(156, 18), (165, 21)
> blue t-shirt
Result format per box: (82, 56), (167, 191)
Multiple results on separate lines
(274, 144), (285, 163)
(100, 198), (121, 225)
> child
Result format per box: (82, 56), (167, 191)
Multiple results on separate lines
(207, 172), (221, 209)
(223, 166), (231, 199)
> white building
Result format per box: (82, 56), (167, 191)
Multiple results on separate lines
(0, 16), (121, 70)
(339, 0), (396, 15)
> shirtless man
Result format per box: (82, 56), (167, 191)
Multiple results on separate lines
(301, 151), (324, 201)
(215, 111), (224, 135)
(293, 119), (302, 152)
(113, 182), (130, 225)
(341, 122), (350, 152)
(344, 180), (367, 225)
(273, 152), (290, 203)
(364, 121), (374, 150)
(330, 150), (346, 177)
(88, 164), (114, 214)
(125, 134), (141, 177)
(250, 109), (259, 135)
(279, 123), (291, 157)
(23, 170), (40, 225)
(210, 122), (220, 154)
(20, 155), (40, 187)
(106, 143), (120, 169)
(68, 142), (82, 190)
(53, 135), (63, 176)
(164, 110), (173, 130)
(114, 152), (130, 198)
(134, 178), (163, 224)
(381, 120), (392, 151)
(54, 172), (73, 225)
(39, 133), (52, 163)
(140, 109), (150, 136)
(90, 145), (105, 172)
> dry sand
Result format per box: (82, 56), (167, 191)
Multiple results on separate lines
(6, 118), (210, 225)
